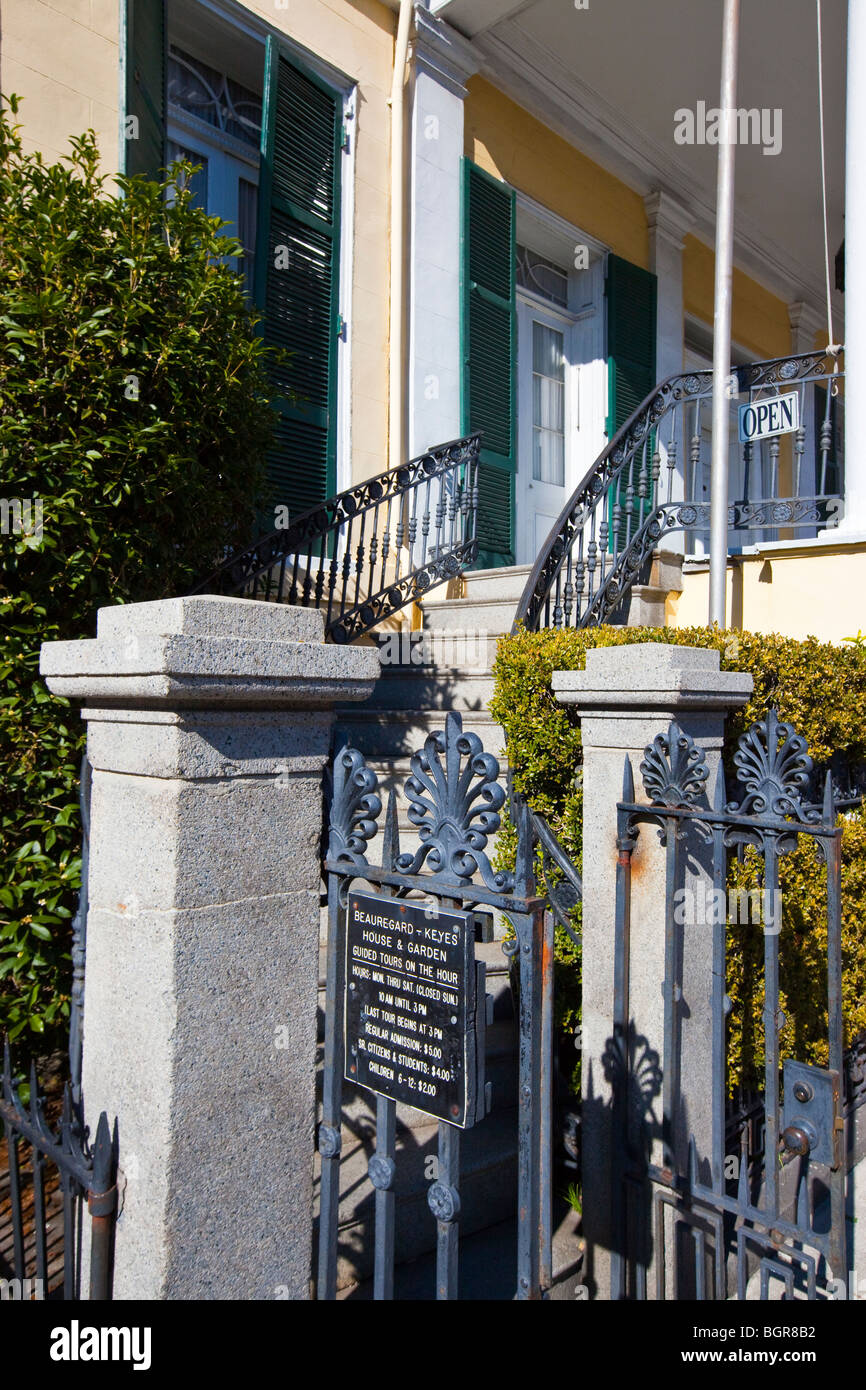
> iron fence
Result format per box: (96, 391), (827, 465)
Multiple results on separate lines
(612, 711), (845, 1300)
(0, 758), (117, 1301)
(318, 712), (553, 1299)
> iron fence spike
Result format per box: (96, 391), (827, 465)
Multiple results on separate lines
(622, 755), (634, 801)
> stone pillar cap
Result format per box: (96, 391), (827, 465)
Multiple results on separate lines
(553, 642), (752, 713)
(40, 596), (380, 709)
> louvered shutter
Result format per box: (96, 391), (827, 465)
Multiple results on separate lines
(605, 254), (657, 551)
(255, 37), (342, 520)
(461, 160), (516, 568)
(124, 0), (166, 181)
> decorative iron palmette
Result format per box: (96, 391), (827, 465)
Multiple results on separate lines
(640, 721), (710, 808)
(395, 712), (514, 892)
(729, 708), (819, 822)
(328, 748), (382, 867)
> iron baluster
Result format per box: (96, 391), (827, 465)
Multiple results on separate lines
(288, 543), (302, 608)
(823, 773), (845, 1280)
(318, 869), (348, 1300)
(552, 569), (563, 628)
(352, 508), (367, 611)
(371, 790), (400, 1301)
(7, 1131), (25, 1278)
(421, 476), (432, 565)
(794, 384), (806, 496)
(563, 550), (574, 628)
(610, 757), (636, 1301)
(710, 762), (728, 1199)
(380, 493), (393, 594)
(275, 552), (288, 604)
(512, 796), (545, 1299)
(30, 1072), (48, 1289)
(340, 514), (354, 624)
(87, 1112), (117, 1301)
(819, 380), (833, 495)
(762, 839), (781, 1223)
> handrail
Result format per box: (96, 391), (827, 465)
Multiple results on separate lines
(192, 433), (481, 643)
(514, 349), (844, 632)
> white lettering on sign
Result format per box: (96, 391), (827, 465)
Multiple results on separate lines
(738, 392), (799, 444)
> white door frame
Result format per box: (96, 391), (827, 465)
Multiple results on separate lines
(515, 264), (606, 566)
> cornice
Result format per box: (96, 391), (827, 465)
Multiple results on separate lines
(411, 6), (481, 98)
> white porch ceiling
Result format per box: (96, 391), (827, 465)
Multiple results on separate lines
(432, 0), (847, 320)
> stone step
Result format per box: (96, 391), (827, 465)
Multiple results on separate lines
(450, 564), (534, 604)
(337, 1204), (585, 1301)
(314, 1103), (520, 1289)
(418, 594), (518, 636)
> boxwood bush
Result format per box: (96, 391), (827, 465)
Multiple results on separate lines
(491, 624), (866, 1090)
(0, 97), (276, 1049)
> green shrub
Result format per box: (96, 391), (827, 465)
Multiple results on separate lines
(491, 624), (866, 1089)
(0, 96), (277, 1047)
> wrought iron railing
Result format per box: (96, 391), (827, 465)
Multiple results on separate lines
(613, 712), (845, 1300)
(0, 759), (117, 1302)
(515, 350), (844, 632)
(0, 1045), (117, 1300)
(193, 434), (481, 644)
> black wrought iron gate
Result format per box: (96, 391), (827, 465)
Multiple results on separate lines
(612, 713), (846, 1300)
(317, 712), (555, 1300)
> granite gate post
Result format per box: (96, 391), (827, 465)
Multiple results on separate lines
(553, 644), (752, 1299)
(40, 597), (380, 1299)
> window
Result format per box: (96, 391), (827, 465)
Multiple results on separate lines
(531, 321), (566, 486)
(166, 45), (261, 291)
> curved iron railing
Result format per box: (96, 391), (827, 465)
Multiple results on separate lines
(515, 349), (844, 632)
(193, 433), (481, 643)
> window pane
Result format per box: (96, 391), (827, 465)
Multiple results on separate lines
(166, 140), (208, 209)
(238, 177), (257, 295)
(532, 321), (565, 485)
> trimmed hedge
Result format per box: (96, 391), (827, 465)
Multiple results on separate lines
(491, 625), (866, 1089)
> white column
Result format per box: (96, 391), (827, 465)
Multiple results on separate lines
(408, 8), (479, 459)
(645, 191), (695, 554)
(841, 0), (866, 534)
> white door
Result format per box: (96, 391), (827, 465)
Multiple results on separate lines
(517, 301), (573, 565)
(515, 266), (606, 567)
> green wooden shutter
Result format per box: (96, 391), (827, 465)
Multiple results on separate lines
(605, 254), (657, 551)
(123, 0), (166, 181)
(461, 160), (516, 569)
(255, 36), (342, 521)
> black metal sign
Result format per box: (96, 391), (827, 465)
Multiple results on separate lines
(344, 891), (476, 1127)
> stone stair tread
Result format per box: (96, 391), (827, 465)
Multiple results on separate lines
(336, 1203), (584, 1301)
(317, 1105), (520, 1286)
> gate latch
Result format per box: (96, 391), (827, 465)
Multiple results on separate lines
(781, 1060), (842, 1170)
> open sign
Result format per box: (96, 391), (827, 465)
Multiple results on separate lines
(738, 391), (799, 444)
